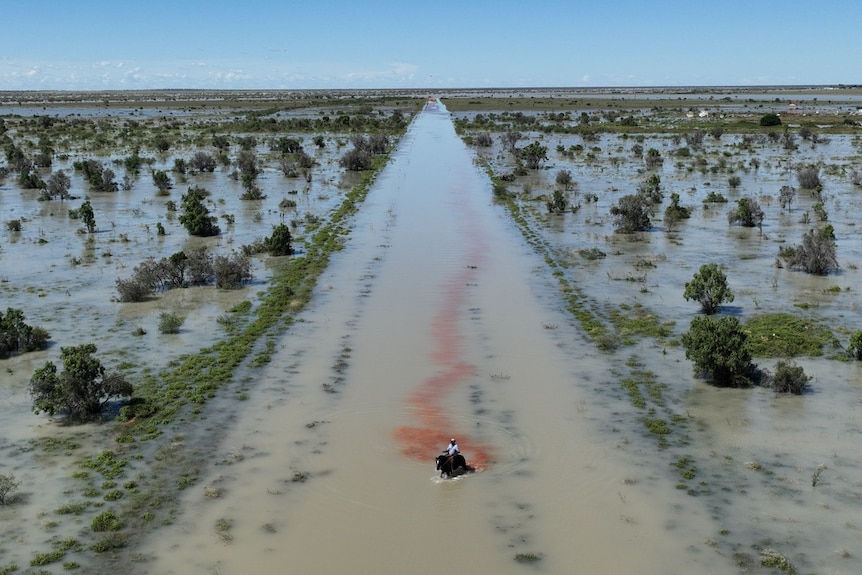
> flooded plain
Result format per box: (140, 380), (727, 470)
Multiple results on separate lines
(2, 90), (862, 574)
(134, 103), (718, 574)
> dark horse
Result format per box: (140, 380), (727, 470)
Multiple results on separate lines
(435, 453), (473, 478)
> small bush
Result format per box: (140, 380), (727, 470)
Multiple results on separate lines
(796, 166), (821, 189)
(727, 197), (764, 228)
(213, 253), (252, 289)
(0, 473), (21, 505)
(158, 312), (184, 334)
(91, 510), (123, 532)
(90, 532), (128, 553)
(759, 113), (781, 126)
(339, 148), (372, 171)
(848, 331), (862, 360)
(764, 360), (811, 394)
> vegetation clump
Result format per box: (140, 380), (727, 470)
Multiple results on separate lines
(781, 226), (838, 275)
(681, 316), (757, 387)
(759, 113), (781, 126)
(157, 312), (185, 334)
(0, 307), (51, 358)
(91, 510), (123, 532)
(179, 186), (220, 237)
(849, 330), (862, 361)
(610, 193), (652, 233)
(29, 343), (133, 419)
(744, 313), (834, 357)
(762, 360), (811, 394)
(683, 263), (734, 315)
(0, 473), (21, 505)
(727, 197), (764, 228)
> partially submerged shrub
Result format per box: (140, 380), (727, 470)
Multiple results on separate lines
(782, 226), (838, 275)
(610, 193), (652, 233)
(763, 360), (810, 394)
(157, 312), (184, 334)
(0, 473), (21, 505)
(797, 166), (822, 189)
(339, 148), (372, 171)
(848, 331), (862, 360)
(29, 343), (133, 419)
(727, 197), (764, 228)
(683, 263), (734, 315)
(212, 252), (252, 289)
(759, 113), (781, 127)
(0, 307), (51, 358)
(91, 510), (122, 532)
(682, 316), (757, 387)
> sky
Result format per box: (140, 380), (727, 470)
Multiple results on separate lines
(0, 0), (857, 91)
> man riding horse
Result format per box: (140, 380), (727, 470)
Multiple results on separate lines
(435, 438), (473, 478)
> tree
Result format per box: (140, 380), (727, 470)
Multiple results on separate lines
(29, 343), (133, 419)
(681, 316), (756, 387)
(555, 169), (573, 190)
(760, 113), (781, 127)
(778, 185), (796, 210)
(610, 193), (652, 233)
(212, 252), (252, 289)
(519, 141), (548, 170)
(796, 166), (822, 189)
(339, 147), (372, 171)
(763, 360), (810, 394)
(45, 170), (71, 200)
(501, 131), (522, 153)
(267, 222), (293, 256)
(848, 331), (862, 361)
(152, 169), (172, 194)
(684, 263), (734, 315)
(663, 192), (691, 231)
(727, 197), (764, 228)
(785, 226), (838, 275)
(0, 473), (21, 505)
(179, 186), (220, 237)
(0, 307), (50, 358)
(645, 147), (663, 169)
(189, 151), (217, 173)
(272, 137), (303, 155)
(546, 190), (569, 214)
(79, 200), (96, 233)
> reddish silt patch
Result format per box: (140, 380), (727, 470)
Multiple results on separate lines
(393, 177), (493, 471)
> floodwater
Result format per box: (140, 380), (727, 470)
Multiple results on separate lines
(137, 104), (723, 574)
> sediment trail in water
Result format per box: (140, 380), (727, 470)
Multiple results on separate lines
(393, 169), (494, 469)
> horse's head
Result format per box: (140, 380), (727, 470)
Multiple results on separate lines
(435, 455), (443, 470)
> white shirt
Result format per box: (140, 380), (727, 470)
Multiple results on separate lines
(445, 442), (459, 455)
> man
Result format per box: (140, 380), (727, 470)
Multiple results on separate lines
(443, 438), (459, 456)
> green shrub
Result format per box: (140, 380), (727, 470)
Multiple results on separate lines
(682, 316), (756, 387)
(90, 532), (127, 553)
(765, 360), (811, 394)
(0, 473), (21, 505)
(760, 113), (781, 126)
(848, 330), (862, 360)
(158, 312), (184, 334)
(91, 510), (122, 532)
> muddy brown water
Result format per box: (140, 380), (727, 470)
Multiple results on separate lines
(4, 98), (862, 574)
(134, 104), (721, 574)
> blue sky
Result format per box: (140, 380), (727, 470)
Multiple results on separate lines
(1, 0), (857, 90)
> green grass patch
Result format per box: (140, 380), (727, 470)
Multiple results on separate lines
(610, 303), (674, 343)
(744, 313), (835, 357)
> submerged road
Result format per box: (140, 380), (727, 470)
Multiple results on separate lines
(141, 101), (720, 575)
